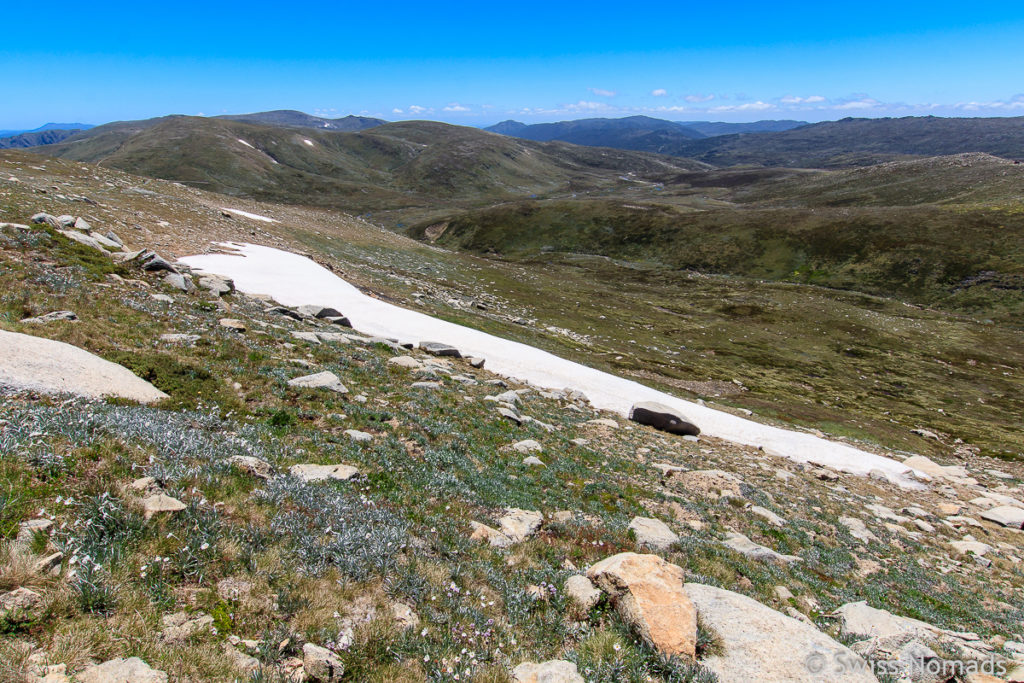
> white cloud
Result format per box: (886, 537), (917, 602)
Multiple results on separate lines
(709, 100), (775, 113)
(831, 98), (881, 110)
(780, 95), (827, 104)
(589, 88), (617, 97)
(651, 88), (667, 97)
(408, 105), (429, 114)
(443, 103), (470, 112)
(684, 94), (714, 103)
(392, 108), (404, 114)
(805, 95), (826, 103)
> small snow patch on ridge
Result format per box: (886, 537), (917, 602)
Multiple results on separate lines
(219, 208), (278, 224)
(303, 139), (314, 147)
(237, 139), (254, 149)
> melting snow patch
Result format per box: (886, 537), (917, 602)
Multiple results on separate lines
(219, 208), (278, 224)
(303, 139), (314, 147)
(181, 243), (926, 488)
(237, 139), (255, 149)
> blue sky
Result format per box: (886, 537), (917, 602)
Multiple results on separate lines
(2, 1), (1023, 129)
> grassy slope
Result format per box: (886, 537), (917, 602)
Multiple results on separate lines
(1, 199), (1022, 681)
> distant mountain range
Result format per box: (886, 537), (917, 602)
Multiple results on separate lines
(215, 109), (386, 131)
(0, 122), (94, 137)
(0, 128), (88, 149)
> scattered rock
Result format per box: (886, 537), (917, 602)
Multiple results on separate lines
(198, 275), (234, 295)
(0, 587), (41, 620)
(903, 455), (969, 480)
(471, 508), (542, 547)
(75, 657), (168, 683)
(303, 643), (344, 682)
(219, 318), (246, 332)
(565, 575), (602, 611)
(160, 611), (214, 643)
(587, 552), (697, 658)
(522, 456), (545, 467)
(419, 341), (461, 358)
(344, 429), (373, 443)
(628, 401), (699, 436)
(20, 311), (77, 324)
(391, 602), (420, 629)
(388, 356), (422, 369)
(497, 406), (523, 424)
(411, 381), (441, 389)
(288, 371), (348, 393)
(512, 660), (585, 683)
(468, 357), (485, 369)
(290, 463), (359, 482)
(58, 229), (108, 252)
(228, 455), (273, 479)
(839, 517), (878, 543)
(628, 516), (679, 550)
(150, 294), (174, 303)
(31, 212), (62, 229)
(164, 272), (194, 292)
(34, 552), (63, 575)
(512, 439), (542, 454)
(223, 642), (260, 675)
(140, 494), (187, 520)
(587, 418), (619, 429)
(667, 469), (744, 499)
(217, 577), (253, 601)
(750, 505), (786, 527)
(980, 505), (1024, 529)
(0, 330), (169, 403)
(686, 583), (876, 682)
(723, 531), (801, 565)
(160, 333), (200, 344)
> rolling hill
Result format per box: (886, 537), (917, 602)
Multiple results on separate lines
(32, 116), (705, 218)
(666, 116), (1024, 167)
(0, 128), (85, 149)
(215, 109), (386, 131)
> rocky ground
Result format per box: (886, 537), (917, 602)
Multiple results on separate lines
(0, 152), (1022, 682)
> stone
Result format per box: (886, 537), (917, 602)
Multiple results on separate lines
(198, 275), (234, 295)
(0, 587), (41, 620)
(497, 406), (522, 423)
(219, 318), (246, 332)
(391, 602), (420, 629)
(723, 531), (801, 565)
(565, 575), (602, 611)
(296, 304), (344, 319)
(686, 583), (876, 682)
(667, 469), (744, 499)
(522, 456), (545, 466)
(512, 439), (543, 453)
(499, 508), (543, 543)
(31, 212), (62, 229)
(0, 331), (171, 403)
(290, 464), (359, 482)
(628, 401), (699, 436)
(388, 356), (422, 369)
(411, 381), (441, 389)
(228, 455), (273, 479)
(150, 294), (173, 303)
(834, 601), (934, 641)
(34, 552), (63, 574)
(223, 642), (260, 675)
(58, 229), (108, 252)
(468, 357), (486, 369)
(74, 657), (168, 683)
(344, 429), (373, 443)
(104, 230), (123, 246)
(587, 418), (619, 429)
(419, 341), (461, 357)
(323, 315), (352, 327)
(303, 643), (344, 681)
(512, 660), (585, 683)
(981, 505), (1024, 528)
(164, 272), (194, 292)
(291, 331), (322, 344)
(56, 215), (75, 227)
(136, 250), (177, 273)
(89, 232), (122, 250)
(840, 517), (878, 543)
(490, 390), (521, 405)
(160, 611), (214, 642)
(903, 455), (969, 480)
(21, 310), (77, 324)
(140, 494), (186, 520)
(950, 540), (992, 557)
(750, 505), (786, 527)
(938, 502), (963, 516)
(217, 577), (253, 601)
(587, 552), (697, 658)
(17, 518), (53, 544)
(628, 516), (679, 550)
(288, 371), (348, 393)
(160, 333), (200, 344)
